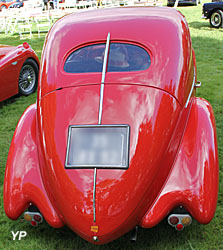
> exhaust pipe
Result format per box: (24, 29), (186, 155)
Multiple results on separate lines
(130, 226), (138, 242)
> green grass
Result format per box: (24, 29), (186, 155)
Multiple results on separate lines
(0, 3), (223, 249)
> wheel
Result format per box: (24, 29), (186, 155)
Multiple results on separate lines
(209, 10), (223, 28)
(18, 59), (39, 96)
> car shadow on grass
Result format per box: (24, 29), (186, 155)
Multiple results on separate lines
(189, 21), (223, 31)
(0, 95), (19, 108)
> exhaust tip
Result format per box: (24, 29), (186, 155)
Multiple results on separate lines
(130, 226), (138, 242)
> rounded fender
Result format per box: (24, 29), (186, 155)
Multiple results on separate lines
(140, 97), (219, 227)
(4, 104), (63, 228)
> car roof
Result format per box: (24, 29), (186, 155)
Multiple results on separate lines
(49, 7), (187, 47)
(40, 7), (193, 105)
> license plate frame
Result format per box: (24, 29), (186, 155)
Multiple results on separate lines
(65, 125), (130, 169)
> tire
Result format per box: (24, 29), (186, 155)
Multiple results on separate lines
(209, 10), (223, 28)
(18, 59), (39, 96)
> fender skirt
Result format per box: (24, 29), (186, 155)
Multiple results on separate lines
(4, 104), (63, 228)
(141, 97), (219, 227)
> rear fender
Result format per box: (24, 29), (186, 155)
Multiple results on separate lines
(141, 97), (219, 227)
(4, 104), (63, 228)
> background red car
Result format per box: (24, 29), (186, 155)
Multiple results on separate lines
(0, 0), (14, 11)
(0, 42), (39, 102)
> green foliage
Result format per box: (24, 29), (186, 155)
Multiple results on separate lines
(0, 3), (223, 249)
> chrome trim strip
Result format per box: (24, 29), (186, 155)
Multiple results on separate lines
(121, 134), (125, 166)
(93, 167), (97, 222)
(94, 32), (110, 223)
(101, 32), (110, 85)
(185, 68), (196, 108)
(98, 84), (104, 125)
(65, 126), (72, 168)
(98, 32), (110, 125)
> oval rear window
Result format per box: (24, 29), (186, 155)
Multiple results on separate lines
(64, 43), (151, 73)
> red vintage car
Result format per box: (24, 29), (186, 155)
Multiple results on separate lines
(4, 7), (219, 245)
(0, 42), (39, 102)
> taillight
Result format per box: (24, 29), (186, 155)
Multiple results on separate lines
(23, 42), (30, 49)
(168, 214), (192, 231)
(169, 216), (179, 225)
(24, 211), (43, 227)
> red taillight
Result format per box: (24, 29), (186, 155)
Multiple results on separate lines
(34, 214), (42, 222)
(30, 220), (38, 227)
(169, 216), (179, 225)
(176, 224), (184, 231)
(23, 42), (30, 49)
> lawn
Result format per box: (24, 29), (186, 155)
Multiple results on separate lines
(0, 3), (223, 250)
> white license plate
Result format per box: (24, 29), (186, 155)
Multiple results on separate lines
(65, 125), (130, 169)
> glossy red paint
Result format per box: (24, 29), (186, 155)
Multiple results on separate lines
(4, 7), (218, 245)
(140, 97), (219, 228)
(39, 7), (193, 106)
(0, 43), (39, 102)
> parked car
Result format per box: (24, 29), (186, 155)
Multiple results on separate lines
(0, 0), (14, 11)
(167, 0), (199, 6)
(9, 0), (24, 8)
(0, 42), (39, 102)
(202, 1), (223, 28)
(4, 7), (219, 245)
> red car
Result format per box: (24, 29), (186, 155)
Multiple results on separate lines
(0, 42), (39, 102)
(0, 0), (14, 10)
(4, 7), (219, 245)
